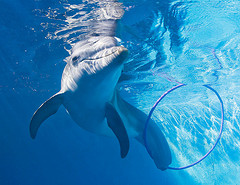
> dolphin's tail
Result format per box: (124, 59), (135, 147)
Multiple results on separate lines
(112, 91), (172, 170)
(136, 120), (172, 170)
(30, 92), (64, 139)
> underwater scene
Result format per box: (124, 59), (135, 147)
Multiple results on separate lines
(1, 0), (240, 184)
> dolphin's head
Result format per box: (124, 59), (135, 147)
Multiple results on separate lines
(70, 36), (128, 72)
(68, 36), (128, 75)
(61, 36), (128, 92)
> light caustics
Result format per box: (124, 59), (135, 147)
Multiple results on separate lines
(144, 84), (224, 170)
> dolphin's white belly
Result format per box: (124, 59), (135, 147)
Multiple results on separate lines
(63, 94), (113, 136)
(62, 66), (123, 136)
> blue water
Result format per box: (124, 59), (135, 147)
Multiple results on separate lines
(1, 0), (240, 184)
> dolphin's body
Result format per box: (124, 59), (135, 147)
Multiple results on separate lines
(30, 1), (172, 170)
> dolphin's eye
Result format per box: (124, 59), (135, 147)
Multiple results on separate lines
(72, 56), (78, 62)
(72, 56), (80, 66)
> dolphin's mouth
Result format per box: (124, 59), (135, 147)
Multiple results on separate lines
(72, 46), (127, 66)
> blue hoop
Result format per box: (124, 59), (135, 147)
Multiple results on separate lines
(143, 84), (224, 170)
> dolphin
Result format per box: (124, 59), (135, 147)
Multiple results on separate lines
(30, 36), (172, 170)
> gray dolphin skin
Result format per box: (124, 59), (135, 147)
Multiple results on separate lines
(30, 0), (172, 170)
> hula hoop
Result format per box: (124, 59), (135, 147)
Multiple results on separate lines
(143, 84), (224, 170)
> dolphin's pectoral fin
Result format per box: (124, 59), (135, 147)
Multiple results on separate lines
(30, 92), (64, 139)
(105, 102), (129, 158)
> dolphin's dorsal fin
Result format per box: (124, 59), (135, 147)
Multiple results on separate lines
(30, 92), (64, 139)
(105, 102), (129, 158)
